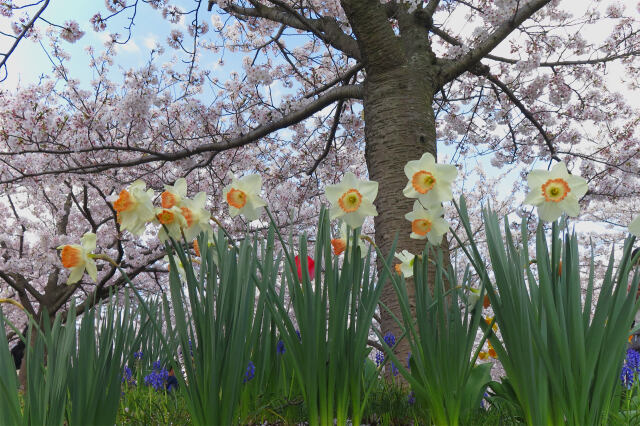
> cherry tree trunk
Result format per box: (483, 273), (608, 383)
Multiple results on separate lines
(341, 0), (446, 379)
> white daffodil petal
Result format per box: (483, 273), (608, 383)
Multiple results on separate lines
(81, 232), (97, 252)
(85, 258), (98, 282)
(629, 216), (640, 237)
(357, 201), (378, 218)
(67, 266), (85, 285)
(550, 162), (569, 177)
(436, 163), (458, 182)
(566, 176), (588, 198)
(343, 212), (366, 229)
(524, 190), (544, 206)
(240, 173), (262, 193)
(537, 202), (564, 222)
(404, 161), (421, 179)
(527, 170), (549, 189)
(560, 196), (580, 217)
(359, 180), (379, 200)
(403, 183), (420, 199)
(418, 152), (436, 167)
(324, 184), (344, 204)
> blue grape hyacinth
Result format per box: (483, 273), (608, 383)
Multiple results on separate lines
(383, 332), (396, 348)
(375, 351), (384, 367)
(621, 349), (640, 389)
(243, 361), (255, 383)
(144, 362), (169, 392)
(277, 340), (285, 355)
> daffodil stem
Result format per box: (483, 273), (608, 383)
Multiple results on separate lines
(0, 298), (26, 312)
(89, 253), (119, 268)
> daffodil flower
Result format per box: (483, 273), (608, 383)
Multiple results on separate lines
(403, 153), (457, 207)
(404, 201), (450, 244)
(325, 172), (378, 229)
(193, 227), (219, 264)
(524, 162), (588, 222)
(222, 173), (267, 221)
(161, 178), (188, 208)
(57, 232), (98, 285)
(331, 222), (367, 257)
(180, 192), (211, 241)
(394, 250), (415, 278)
(155, 206), (188, 241)
(108, 180), (155, 236)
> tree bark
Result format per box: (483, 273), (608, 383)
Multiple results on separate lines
(341, 0), (445, 380)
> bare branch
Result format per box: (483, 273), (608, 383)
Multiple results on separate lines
(307, 98), (344, 175)
(0, 0), (50, 82)
(220, 1), (361, 60)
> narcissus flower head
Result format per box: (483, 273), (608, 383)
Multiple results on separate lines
(108, 180), (155, 236)
(394, 250), (415, 278)
(180, 192), (211, 241)
(524, 162), (588, 222)
(161, 178), (187, 209)
(404, 201), (450, 244)
(155, 206), (188, 241)
(403, 153), (457, 207)
(57, 232), (98, 285)
(222, 173), (267, 221)
(325, 172), (378, 229)
(331, 222), (367, 257)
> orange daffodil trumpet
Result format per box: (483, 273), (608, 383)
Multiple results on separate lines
(57, 232), (98, 285)
(403, 153), (458, 207)
(405, 201), (449, 244)
(331, 222), (367, 257)
(223, 173), (267, 221)
(180, 192), (212, 241)
(325, 172), (378, 229)
(156, 205), (188, 241)
(108, 180), (156, 236)
(524, 162), (588, 222)
(161, 178), (188, 209)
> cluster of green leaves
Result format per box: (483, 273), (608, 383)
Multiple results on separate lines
(0, 293), (150, 425)
(4, 198), (640, 425)
(454, 197), (640, 425)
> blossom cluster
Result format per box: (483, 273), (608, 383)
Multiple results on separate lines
(144, 361), (169, 392)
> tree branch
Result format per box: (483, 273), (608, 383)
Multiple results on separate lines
(220, 1), (361, 60)
(1, 84), (364, 182)
(307, 98), (344, 175)
(471, 63), (561, 162)
(439, 0), (552, 82)
(0, 0), (50, 82)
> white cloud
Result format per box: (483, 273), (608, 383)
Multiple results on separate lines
(143, 34), (158, 50)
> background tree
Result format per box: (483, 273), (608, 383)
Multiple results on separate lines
(2, 0), (640, 365)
